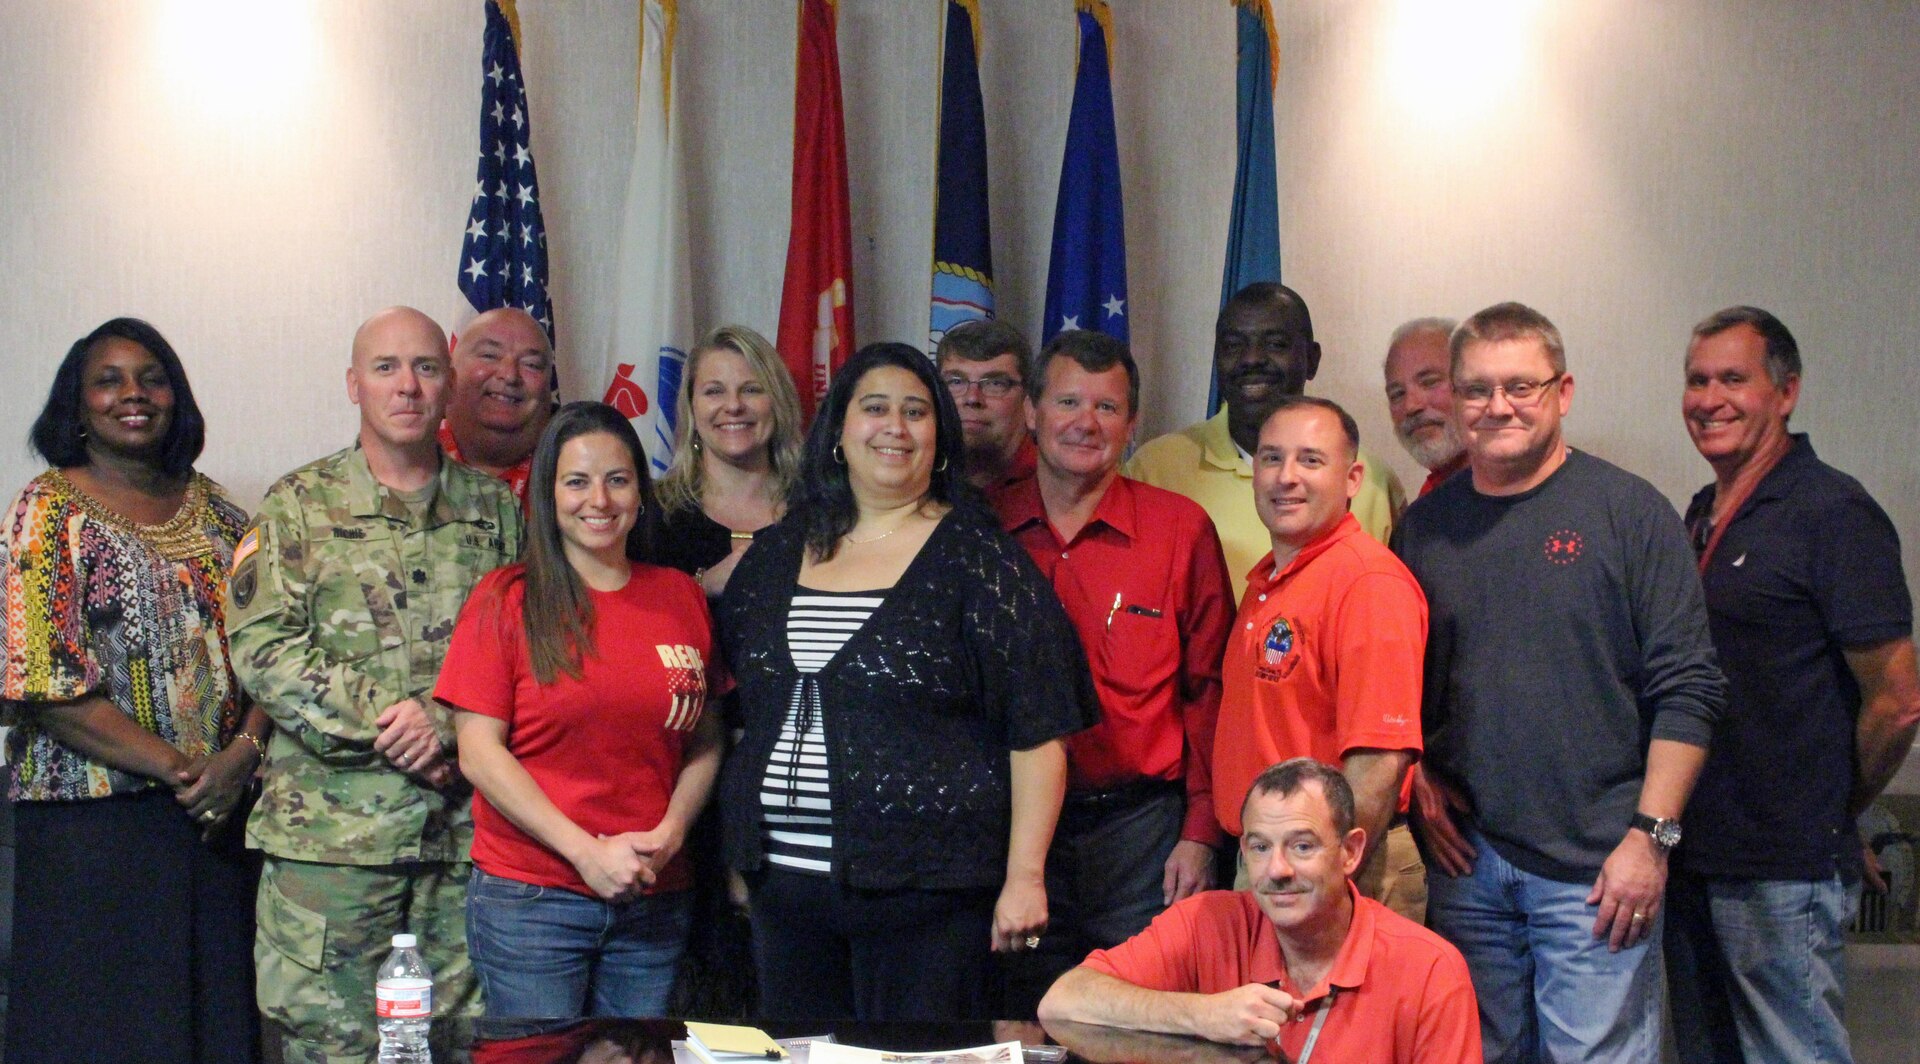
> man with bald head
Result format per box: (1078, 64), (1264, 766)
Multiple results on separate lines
(228, 307), (524, 1062)
(1383, 317), (1467, 497)
(441, 306), (555, 505)
(1128, 283), (1405, 601)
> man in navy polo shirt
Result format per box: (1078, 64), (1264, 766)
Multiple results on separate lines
(1666, 306), (1920, 1064)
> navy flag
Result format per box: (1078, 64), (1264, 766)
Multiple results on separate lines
(1042, 0), (1128, 344)
(458, 0), (555, 346)
(929, 0), (995, 351)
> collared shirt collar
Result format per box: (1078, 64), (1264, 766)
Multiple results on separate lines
(1246, 512), (1363, 591)
(1198, 409), (1253, 477)
(999, 470), (1139, 546)
(1746, 433), (1817, 506)
(1250, 882), (1375, 1004)
(1305, 882), (1376, 1002)
(1001, 437), (1039, 487)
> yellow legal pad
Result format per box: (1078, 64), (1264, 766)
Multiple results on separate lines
(685, 1022), (790, 1060)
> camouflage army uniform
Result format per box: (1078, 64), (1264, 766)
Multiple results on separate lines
(228, 444), (521, 1064)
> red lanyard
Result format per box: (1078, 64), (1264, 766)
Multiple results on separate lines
(1694, 451), (1786, 574)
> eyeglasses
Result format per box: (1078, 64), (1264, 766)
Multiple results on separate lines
(941, 373), (1022, 399)
(1454, 373), (1563, 407)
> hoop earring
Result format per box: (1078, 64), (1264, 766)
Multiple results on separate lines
(832, 444), (845, 465)
(935, 455), (949, 473)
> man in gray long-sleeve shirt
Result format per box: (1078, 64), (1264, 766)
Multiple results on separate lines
(1394, 302), (1726, 1064)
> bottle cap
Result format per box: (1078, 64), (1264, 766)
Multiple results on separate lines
(392, 933), (418, 948)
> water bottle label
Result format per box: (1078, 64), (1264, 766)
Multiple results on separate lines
(376, 977), (432, 1018)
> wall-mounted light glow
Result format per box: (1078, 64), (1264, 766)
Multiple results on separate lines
(153, 0), (320, 124)
(1382, 0), (1544, 126)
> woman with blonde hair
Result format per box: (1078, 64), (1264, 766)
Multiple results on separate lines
(655, 325), (804, 598)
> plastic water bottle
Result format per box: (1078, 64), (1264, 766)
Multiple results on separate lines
(375, 933), (433, 1063)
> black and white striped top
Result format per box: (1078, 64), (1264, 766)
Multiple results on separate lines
(760, 589), (884, 876)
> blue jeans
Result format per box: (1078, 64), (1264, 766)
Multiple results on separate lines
(1666, 868), (1857, 1064)
(1428, 830), (1663, 1063)
(466, 869), (691, 1018)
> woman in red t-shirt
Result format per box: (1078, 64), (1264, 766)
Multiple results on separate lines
(437, 401), (727, 1018)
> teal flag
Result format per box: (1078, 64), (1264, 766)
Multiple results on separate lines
(1209, 0), (1281, 415)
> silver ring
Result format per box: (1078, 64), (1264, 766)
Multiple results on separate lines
(1631, 912), (1646, 921)
(399, 754), (412, 765)
(201, 811), (217, 823)
(1024, 935), (1041, 950)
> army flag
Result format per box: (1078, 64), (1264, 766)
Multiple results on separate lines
(602, 0), (694, 474)
(776, 0), (856, 422)
(1042, 0), (1128, 345)
(458, 0), (555, 348)
(928, 0), (995, 351)
(1208, 0), (1282, 415)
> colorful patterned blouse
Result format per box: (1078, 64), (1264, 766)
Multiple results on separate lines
(0, 470), (249, 801)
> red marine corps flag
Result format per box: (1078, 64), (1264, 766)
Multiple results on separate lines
(776, 0), (856, 422)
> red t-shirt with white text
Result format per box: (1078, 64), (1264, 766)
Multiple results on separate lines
(436, 563), (730, 896)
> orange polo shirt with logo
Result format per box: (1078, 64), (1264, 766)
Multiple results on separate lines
(1082, 885), (1482, 1064)
(1214, 513), (1426, 837)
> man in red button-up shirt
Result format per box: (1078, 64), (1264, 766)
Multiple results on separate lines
(994, 330), (1235, 1015)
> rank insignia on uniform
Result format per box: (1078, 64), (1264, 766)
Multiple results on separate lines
(1263, 618), (1294, 665)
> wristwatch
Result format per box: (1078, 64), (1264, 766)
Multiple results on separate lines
(1630, 812), (1682, 851)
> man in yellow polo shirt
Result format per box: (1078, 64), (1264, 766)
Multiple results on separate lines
(1128, 283), (1403, 600)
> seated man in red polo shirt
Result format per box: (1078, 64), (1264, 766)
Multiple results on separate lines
(1038, 758), (1480, 1063)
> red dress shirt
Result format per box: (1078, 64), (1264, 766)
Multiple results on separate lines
(997, 474), (1234, 846)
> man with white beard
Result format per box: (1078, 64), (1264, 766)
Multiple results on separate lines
(1383, 318), (1466, 497)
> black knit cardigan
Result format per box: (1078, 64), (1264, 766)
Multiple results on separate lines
(716, 501), (1100, 891)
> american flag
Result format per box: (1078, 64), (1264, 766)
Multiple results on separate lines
(458, 0), (554, 345)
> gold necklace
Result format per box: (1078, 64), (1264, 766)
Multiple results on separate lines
(846, 518), (910, 545)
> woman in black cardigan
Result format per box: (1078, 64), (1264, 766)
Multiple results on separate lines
(718, 342), (1098, 1020)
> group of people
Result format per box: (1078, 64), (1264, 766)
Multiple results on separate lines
(1, 282), (1913, 1064)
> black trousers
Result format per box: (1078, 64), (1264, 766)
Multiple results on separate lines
(6, 789), (261, 1064)
(1000, 784), (1185, 1017)
(750, 868), (998, 1020)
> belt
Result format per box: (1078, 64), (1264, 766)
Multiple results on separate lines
(1063, 777), (1182, 815)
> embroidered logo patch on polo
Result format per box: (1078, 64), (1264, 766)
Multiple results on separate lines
(1263, 618), (1295, 665)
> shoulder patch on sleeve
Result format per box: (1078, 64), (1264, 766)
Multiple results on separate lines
(232, 527), (261, 568)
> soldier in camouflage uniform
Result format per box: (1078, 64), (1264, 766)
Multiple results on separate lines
(227, 307), (523, 1064)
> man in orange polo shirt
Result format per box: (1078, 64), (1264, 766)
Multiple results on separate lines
(1214, 396), (1428, 922)
(1039, 758), (1480, 1062)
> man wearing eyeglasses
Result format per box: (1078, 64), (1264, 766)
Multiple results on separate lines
(994, 330), (1235, 1015)
(1664, 306), (1919, 1064)
(1127, 283), (1404, 602)
(1038, 758), (1481, 1062)
(1393, 302), (1725, 1063)
(936, 318), (1037, 500)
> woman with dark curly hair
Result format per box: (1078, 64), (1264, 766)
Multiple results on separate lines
(718, 342), (1098, 1020)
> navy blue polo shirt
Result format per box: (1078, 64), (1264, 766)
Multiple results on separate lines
(1681, 435), (1911, 880)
